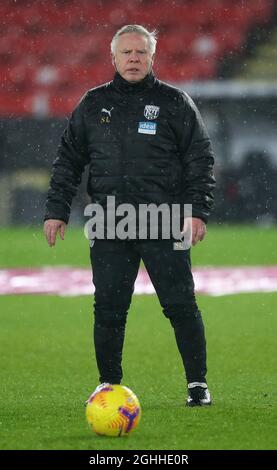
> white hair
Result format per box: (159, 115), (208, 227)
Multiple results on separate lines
(111, 24), (157, 56)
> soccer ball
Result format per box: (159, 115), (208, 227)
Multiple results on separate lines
(86, 384), (141, 437)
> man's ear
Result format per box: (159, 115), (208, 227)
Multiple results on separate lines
(111, 54), (116, 70)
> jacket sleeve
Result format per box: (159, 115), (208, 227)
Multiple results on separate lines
(175, 93), (216, 223)
(44, 96), (90, 223)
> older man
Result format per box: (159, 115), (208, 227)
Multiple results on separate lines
(44, 25), (215, 406)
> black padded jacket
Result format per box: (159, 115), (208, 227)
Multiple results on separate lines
(44, 72), (215, 226)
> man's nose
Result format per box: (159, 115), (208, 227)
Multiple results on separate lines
(129, 53), (139, 62)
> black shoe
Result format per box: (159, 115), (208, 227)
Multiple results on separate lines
(186, 382), (212, 407)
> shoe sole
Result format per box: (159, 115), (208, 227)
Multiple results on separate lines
(186, 401), (212, 407)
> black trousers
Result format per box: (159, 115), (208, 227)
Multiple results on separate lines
(90, 239), (207, 385)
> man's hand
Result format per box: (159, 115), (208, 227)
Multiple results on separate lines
(183, 217), (207, 247)
(43, 219), (66, 247)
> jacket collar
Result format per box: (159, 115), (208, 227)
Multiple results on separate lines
(112, 71), (156, 95)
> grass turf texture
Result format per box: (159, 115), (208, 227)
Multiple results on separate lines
(0, 294), (276, 450)
(1, 224), (277, 267)
(0, 225), (276, 450)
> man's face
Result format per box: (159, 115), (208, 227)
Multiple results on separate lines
(112, 33), (154, 83)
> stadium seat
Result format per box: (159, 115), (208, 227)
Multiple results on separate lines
(0, 0), (274, 117)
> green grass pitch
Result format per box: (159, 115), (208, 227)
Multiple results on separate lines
(0, 225), (277, 450)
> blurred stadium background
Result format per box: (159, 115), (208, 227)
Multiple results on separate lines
(1, 0), (277, 225)
(1, 0), (277, 452)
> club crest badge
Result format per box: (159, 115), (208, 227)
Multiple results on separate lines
(144, 105), (160, 120)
